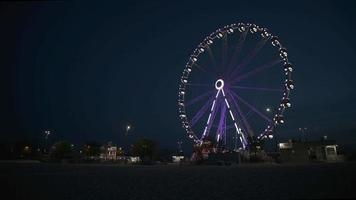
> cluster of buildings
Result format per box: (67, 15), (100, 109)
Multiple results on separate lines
(94, 142), (141, 164)
(189, 137), (345, 165)
(95, 142), (186, 164)
(278, 138), (344, 163)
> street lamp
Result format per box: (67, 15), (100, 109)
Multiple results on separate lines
(177, 140), (183, 153)
(125, 124), (131, 135)
(43, 130), (51, 153)
(123, 124), (133, 153)
(298, 127), (308, 141)
(45, 130), (51, 139)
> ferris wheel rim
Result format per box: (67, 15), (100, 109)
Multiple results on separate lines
(178, 22), (294, 146)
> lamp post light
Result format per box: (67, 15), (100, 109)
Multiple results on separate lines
(265, 107), (279, 150)
(125, 125), (131, 135)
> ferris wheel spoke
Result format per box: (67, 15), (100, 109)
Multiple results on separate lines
(245, 109), (254, 119)
(230, 59), (282, 84)
(229, 85), (283, 92)
(206, 46), (219, 73)
(214, 123), (234, 130)
(186, 90), (214, 107)
(202, 99), (220, 139)
(193, 63), (217, 79)
(226, 29), (248, 75)
(190, 95), (215, 127)
(214, 122), (234, 130)
(186, 83), (210, 87)
(235, 108), (253, 132)
(230, 90), (272, 123)
(226, 124), (235, 130)
(201, 90), (221, 138)
(235, 101), (255, 138)
(221, 33), (228, 74)
(229, 37), (269, 79)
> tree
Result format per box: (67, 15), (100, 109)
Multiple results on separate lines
(131, 138), (158, 163)
(50, 141), (73, 160)
(83, 142), (101, 157)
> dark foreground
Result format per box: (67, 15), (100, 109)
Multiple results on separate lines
(2, 162), (356, 200)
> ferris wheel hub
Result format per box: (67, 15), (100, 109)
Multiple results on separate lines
(215, 79), (224, 90)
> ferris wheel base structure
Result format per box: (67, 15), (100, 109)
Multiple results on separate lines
(178, 22), (294, 151)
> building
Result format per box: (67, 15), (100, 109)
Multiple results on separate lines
(278, 138), (342, 163)
(100, 142), (118, 161)
(172, 155), (185, 163)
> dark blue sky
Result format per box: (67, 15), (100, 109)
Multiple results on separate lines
(1, 1), (356, 150)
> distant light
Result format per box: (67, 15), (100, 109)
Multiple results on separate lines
(266, 107), (271, 112)
(126, 125), (131, 131)
(279, 143), (292, 149)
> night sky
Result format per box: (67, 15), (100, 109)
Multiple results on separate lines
(1, 1), (356, 151)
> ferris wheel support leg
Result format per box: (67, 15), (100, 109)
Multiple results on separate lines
(202, 89), (221, 138)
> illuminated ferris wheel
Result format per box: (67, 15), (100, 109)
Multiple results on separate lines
(178, 22), (294, 150)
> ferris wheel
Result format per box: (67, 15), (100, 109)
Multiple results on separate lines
(178, 22), (294, 150)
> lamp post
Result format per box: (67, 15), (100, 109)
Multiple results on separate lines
(265, 107), (279, 151)
(177, 140), (183, 153)
(123, 124), (132, 153)
(44, 130), (51, 154)
(233, 127), (242, 152)
(298, 127), (308, 141)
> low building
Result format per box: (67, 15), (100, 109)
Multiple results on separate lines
(278, 139), (342, 163)
(172, 155), (185, 163)
(100, 142), (118, 161)
(127, 156), (141, 164)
